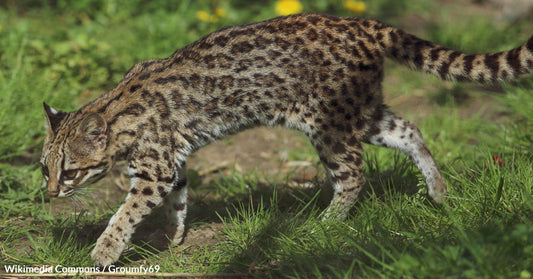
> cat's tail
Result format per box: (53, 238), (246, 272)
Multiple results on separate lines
(374, 21), (533, 83)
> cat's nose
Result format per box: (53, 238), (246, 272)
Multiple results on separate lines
(48, 190), (59, 197)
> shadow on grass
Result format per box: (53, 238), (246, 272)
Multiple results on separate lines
(210, 169), (424, 276)
(48, 159), (426, 270)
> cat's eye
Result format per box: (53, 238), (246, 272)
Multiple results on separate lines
(40, 163), (49, 178)
(62, 169), (78, 180)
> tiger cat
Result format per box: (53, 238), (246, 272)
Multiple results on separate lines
(39, 14), (533, 265)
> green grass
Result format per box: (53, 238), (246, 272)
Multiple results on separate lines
(1, 0), (533, 278)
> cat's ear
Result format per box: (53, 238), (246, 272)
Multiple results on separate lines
(78, 113), (108, 150)
(43, 102), (68, 134)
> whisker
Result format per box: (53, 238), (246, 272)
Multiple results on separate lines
(74, 188), (94, 207)
(69, 195), (83, 211)
(71, 194), (89, 209)
(75, 188), (93, 198)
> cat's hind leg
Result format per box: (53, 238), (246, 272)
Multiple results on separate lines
(162, 163), (188, 245)
(365, 109), (447, 202)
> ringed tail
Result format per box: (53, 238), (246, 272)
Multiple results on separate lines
(373, 21), (533, 83)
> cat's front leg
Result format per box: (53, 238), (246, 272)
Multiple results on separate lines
(91, 162), (175, 266)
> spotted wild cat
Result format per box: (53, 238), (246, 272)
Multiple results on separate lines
(39, 14), (533, 265)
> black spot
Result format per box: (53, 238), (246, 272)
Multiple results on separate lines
(347, 136), (357, 146)
(332, 142), (346, 154)
(134, 171), (154, 182)
(139, 73), (151, 80)
(173, 203), (185, 211)
(159, 174), (175, 184)
(326, 161), (340, 170)
(343, 186), (358, 192)
(268, 50), (282, 58)
(307, 29), (318, 41)
(157, 186), (167, 197)
(129, 84), (142, 93)
(197, 41), (213, 50)
(337, 171), (351, 181)
(142, 60), (156, 68)
(306, 15), (322, 25)
(214, 35), (229, 47)
(154, 76), (178, 85)
(231, 41), (254, 54)
(142, 187), (153, 195)
(173, 179), (187, 191)
(153, 91), (171, 118)
(190, 74), (201, 88)
(355, 119), (365, 130)
(389, 120), (397, 131)
(228, 28), (255, 37)
(146, 201), (156, 208)
(139, 149), (160, 162)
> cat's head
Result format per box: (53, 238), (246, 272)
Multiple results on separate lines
(40, 103), (112, 197)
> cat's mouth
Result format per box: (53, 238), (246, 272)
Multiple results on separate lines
(53, 171), (108, 197)
(58, 187), (75, 198)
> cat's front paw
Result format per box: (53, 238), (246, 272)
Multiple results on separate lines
(91, 235), (126, 266)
